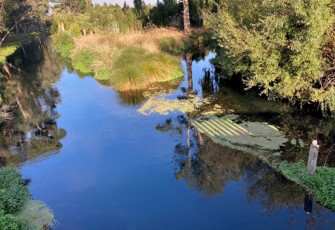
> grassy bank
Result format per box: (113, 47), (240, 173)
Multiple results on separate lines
(280, 161), (335, 210)
(52, 28), (185, 91)
(0, 35), (33, 68)
(0, 167), (54, 229)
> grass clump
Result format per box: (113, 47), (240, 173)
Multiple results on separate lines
(280, 160), (335, 210)
(52, 31), (74, 58)
(72, 48), (96, 75)
(109, 47), (183, 91)
(55, 28), (185, 91)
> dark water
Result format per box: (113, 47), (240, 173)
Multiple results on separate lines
(3, 45), (335, 229)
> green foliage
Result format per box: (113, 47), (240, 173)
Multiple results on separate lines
(280, 161), (335, 210)
(0, 168), (29, 214)
(94, 64), (113, 81)
(51, 4), (142, 35)
(0, 0), (49, 45)
(52, 31), (74, 58)
(0, 211), (30, 230)
(72, 48), (96, 75)
(51, 0), (89, 14)
(205, 0), (335, 114)
(108, 47), (182, 91)
(148, 0), (216, 28)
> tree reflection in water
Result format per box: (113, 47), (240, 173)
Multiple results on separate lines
(155, 52), (334, 228)
(0, 37), (66, 165)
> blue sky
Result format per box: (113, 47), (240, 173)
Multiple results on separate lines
(92, 0), (157, 7)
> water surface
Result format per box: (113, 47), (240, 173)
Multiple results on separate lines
(5, 46), (335, 229)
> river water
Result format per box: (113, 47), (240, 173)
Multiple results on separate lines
(2, 42), (335, 229)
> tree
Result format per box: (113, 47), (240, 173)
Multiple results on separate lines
(183, 0), (190, 33)
(205, 0), (335, 115)
(51, 0), (91, 14)
(0, 0), (49, 47)
(133, 0), (143, 16)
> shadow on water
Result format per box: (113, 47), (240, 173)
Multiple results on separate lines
(153, 51), (335, 227)
(0, 37), (66, 165)
(186, 52), (335, 167)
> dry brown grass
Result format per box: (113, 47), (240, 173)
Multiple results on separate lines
(73, 28), (185, 54)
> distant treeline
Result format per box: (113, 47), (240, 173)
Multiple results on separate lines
(50, 0), (217, 34)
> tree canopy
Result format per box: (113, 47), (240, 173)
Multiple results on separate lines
(205, 0), (335, 115)
(0, 0), (49, 45)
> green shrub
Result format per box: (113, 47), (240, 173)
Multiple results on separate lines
(72, 48), (97, 75)
(0, 211), (30, 230)
(280, 161), (335, 210)
(52, 31), (74, 58)
(0, 168), (29, 214)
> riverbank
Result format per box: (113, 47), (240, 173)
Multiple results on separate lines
(0, 167), (54, 229)
(52, 28), (185, 91)
(137, 63), (335, 211)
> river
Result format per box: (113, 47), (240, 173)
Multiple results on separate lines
(2, 41), (335, 229)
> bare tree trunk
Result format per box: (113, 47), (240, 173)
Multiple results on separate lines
(183, 0), (191, 34)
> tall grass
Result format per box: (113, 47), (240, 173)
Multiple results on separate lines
(51, 31), (74, 58)
(58, 28), (186, 91)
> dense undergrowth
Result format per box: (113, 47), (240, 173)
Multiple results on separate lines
(280, 160), (335, 210)
(52, 28), (185, 91)
(0, 167), (30, 229)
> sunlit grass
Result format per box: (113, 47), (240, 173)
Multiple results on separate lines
(69, 28), (185, 91)
(108, 47), (183, 91)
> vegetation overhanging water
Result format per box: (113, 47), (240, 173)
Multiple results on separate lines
(0, 40), (334, 228)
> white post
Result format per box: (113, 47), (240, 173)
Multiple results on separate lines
(307, 140), (319, 175)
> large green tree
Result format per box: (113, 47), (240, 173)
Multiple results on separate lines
(51, 0), (91, 14)
(205, 0), (335, 114)
(0, 0), (49, 46)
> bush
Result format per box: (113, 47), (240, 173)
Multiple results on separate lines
(280, 161), (335, 210)
(52, 31), (74, 58)
(0, 211), (30, 230)
(72, 48), (97, 75)
(0, 168), (29, 214)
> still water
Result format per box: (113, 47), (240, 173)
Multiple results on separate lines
(6, 44), (335, 229)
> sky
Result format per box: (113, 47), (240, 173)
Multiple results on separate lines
(92, 0), (157, 7)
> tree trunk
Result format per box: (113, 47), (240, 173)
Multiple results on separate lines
(183, 0), (191, 34)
